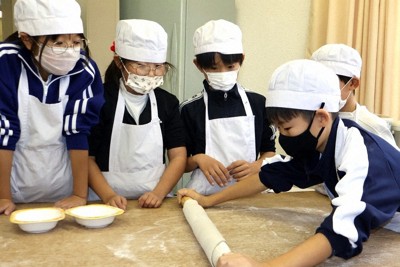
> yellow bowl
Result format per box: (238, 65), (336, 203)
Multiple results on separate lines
(65, 204), (124, 228)
(10, 207), (65, 233)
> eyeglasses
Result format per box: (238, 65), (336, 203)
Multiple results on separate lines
(34, 39), (89, 55)
(127, 62), (168, 76)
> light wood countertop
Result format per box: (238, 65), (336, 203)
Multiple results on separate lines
(1, 191), (399, 266)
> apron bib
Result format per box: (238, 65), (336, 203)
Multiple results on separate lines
(187, 85), (256, 195)
(89, 87), (165, 200)
(11, 66), (72, 203)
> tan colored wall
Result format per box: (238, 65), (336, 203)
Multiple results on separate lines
(0, 17), (2, 40)
(236, 0), (311, 96)
(2, 0), (310, 90)
(1, 0), (118, 80)
(1, 0), (17, 39)
(77, 0), (119, 80)
(79, 0), (311, 89)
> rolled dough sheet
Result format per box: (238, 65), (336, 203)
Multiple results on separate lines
(183, 199), (231, 266)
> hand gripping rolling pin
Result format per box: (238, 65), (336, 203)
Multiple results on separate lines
(181, 196), (231, 267)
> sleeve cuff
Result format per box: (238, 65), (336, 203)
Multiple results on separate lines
(66, 134), (89, 150)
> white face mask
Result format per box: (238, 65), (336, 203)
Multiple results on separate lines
(339, 78), (353, 110)
(205, 69), (239, 91)
(122, 64), (163, 95)
(35, 45), (81, 76)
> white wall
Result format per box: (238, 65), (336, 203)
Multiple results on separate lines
(235, 0), (311, 96)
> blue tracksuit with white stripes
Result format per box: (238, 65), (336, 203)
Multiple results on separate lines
(0, 42), (104, 150)
(260, 117), (400, 259)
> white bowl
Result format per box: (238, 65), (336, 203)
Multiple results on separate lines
(65, 204), (124, 228)
(10, 207), (65, 234)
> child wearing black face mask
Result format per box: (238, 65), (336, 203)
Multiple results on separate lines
(178, 59), (400, 266)
(277, 102), (326, 159)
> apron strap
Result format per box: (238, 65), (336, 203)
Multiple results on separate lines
(237, 84), (253, 116)
(148, 90), (159, 121)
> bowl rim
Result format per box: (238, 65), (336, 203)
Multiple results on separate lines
(9, 207), (65, 224)
(65, 204), (124, 220)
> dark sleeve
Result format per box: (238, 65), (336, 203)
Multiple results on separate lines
(64, 59), (105, 150)
(259, 156), (320, 192)
(247, 92), (276, 154)
(179, 98), (206, 157)
(156, 89), (186, 150)
(259, 107), (276, 153)
(316, 214), (363, 260)
(88, 82), (118, 171)
(0, 48), (21, 150)
(260, 157), (303, 192)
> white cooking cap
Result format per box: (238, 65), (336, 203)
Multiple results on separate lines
(311, 44), (362, 78)
(115, 19), (167, 63)
(266, 59), (341, 112)
(14, 0), (83, 36)
(193, 19), (243, 55)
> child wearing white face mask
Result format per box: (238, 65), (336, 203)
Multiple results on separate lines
(179, 19), (276, 195)
(311, 44), (398, 197)
(88, 19), (187, 209)
(312, 43), (397, 147)
(0, 0), (105, 215)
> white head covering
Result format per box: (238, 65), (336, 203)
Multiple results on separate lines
(266, 59), (341, 112)
(311, 44), (362, 78)
(115, 19), (167, 63)
(14, 0), (83, 36)
(193, 19), (243, 55)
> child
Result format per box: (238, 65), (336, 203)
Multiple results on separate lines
(88, 19), (186, 209)
(179, 19), (275, 195)
(0, 0), (104, 215)
(312, 43), (397, 147)
(311, 43), (398, 196)
(178, 59), (400, 266)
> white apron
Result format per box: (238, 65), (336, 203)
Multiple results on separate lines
(11, 66), (72, 203)
(89, 88), (165, 200)
(186, 85), (256, 195)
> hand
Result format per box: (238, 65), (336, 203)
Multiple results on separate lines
(54, 194), (87, 209)
(0, 199), (16, 216)
(106, 195), (127, 210)
(177, 188), (210, 208)
(138, 191), (163, 208)
(217, 253), (263, 267)
(195, 154), (231, 187)
(227, 160), (261, 181)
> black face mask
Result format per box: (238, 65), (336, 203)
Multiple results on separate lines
(278, 104), (325, 159)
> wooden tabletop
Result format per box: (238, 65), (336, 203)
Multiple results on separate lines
(1, 191), (399, 266)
